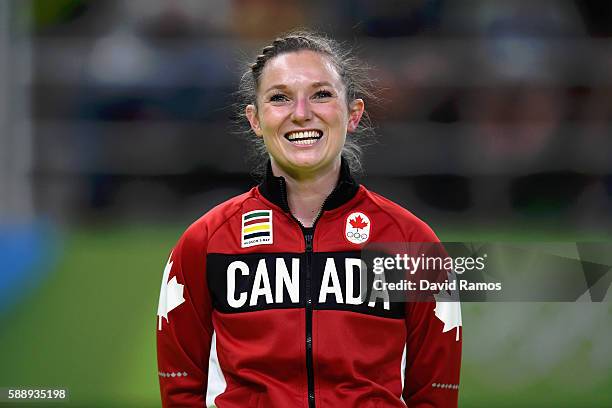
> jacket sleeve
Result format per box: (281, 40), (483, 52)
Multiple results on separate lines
(157, 223), (213, 407)
(402, 232), (462, 407)
(403, 300), (462, 407)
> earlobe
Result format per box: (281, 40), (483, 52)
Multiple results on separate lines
(245, 104), (263, 137)
(347, 99), (365, 133)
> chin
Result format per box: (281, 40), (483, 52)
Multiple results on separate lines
(286, 154), (325, 170)
(287, 161), (321, 173)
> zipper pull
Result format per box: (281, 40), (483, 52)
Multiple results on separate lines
(305, 233), (313, 252)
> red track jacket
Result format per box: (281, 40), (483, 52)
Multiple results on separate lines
(157, 159), (462, 407)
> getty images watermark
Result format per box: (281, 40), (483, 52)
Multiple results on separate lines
(371, 252), (500, 292)
(348, 242), (612, 302)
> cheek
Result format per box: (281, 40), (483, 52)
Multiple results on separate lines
(259, 108), (288, 131)
(318, 104), (349, 127)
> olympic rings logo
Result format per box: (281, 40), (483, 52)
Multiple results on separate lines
(346, 231), (368, 240)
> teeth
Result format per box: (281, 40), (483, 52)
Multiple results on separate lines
(293, 138), (317, 145)
(286, 130), (321, 141)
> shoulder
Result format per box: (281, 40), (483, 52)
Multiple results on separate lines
(360, 186), (439, 243)
(178, 188), (257, 247)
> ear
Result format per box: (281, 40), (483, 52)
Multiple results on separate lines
(245, 104), (263, 137)
(347, 99), (365, 133)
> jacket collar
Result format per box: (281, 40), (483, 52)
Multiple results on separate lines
(258, 157), (360, 213)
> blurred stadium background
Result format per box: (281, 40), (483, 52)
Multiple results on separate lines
(0, 0), (611, 406)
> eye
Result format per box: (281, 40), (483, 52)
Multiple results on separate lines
(269, 93), (289, 102)
(313, 90), (333, 99)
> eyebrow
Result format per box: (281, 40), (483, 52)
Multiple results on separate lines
(263, 81), (335, 94)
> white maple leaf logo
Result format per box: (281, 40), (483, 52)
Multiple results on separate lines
(157, 252), (185, 331)
(434, 291), (462, 341)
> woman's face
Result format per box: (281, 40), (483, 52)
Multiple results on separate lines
(246, 50), (364, 177)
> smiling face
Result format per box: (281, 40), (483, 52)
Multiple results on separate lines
(246, 50), (364, 179)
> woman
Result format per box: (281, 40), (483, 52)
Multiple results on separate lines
(157, 31), (461, 408)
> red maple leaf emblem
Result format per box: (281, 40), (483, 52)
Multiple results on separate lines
(349, 215), (368, 230)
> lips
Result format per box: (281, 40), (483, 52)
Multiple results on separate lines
(284, 130), (323, 146)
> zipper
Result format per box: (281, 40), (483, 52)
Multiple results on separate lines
(304, 230), (315, 408)
(279, 178), (340, 408)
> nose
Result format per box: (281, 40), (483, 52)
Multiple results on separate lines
(291, 95), (312, 124)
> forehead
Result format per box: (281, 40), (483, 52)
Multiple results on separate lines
(258, 50), (343, 91)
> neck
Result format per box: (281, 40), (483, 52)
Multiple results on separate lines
(270, 158), (341, 228)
